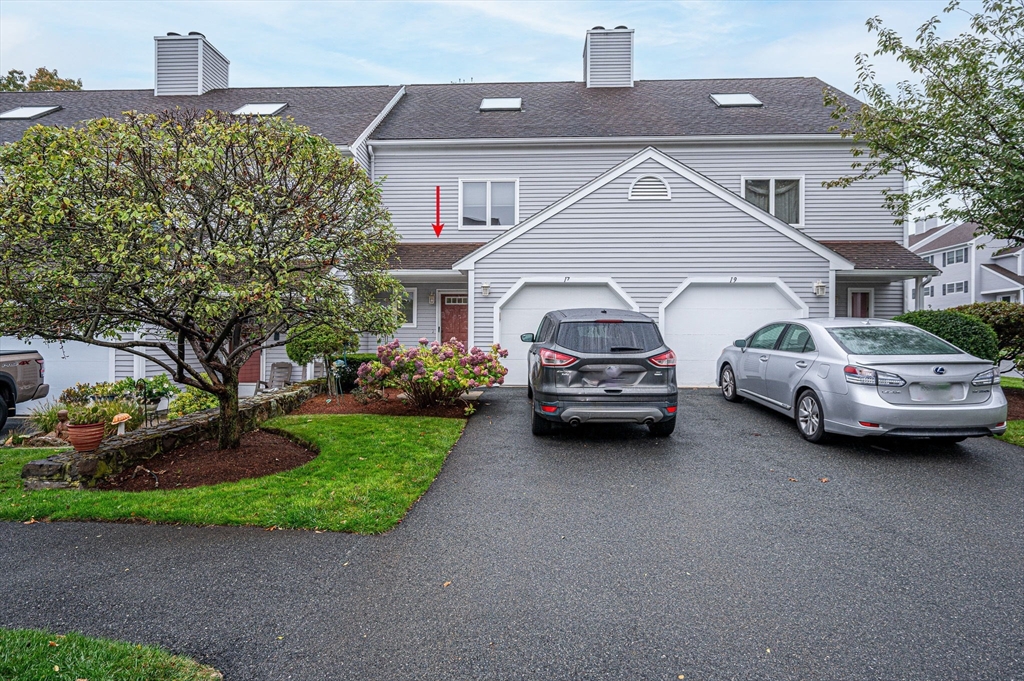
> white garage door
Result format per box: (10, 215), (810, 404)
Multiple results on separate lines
(662, 283), (805, 387)
(1, 336), (110, 411)
(498, 283), (634, 385)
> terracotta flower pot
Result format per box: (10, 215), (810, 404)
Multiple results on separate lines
(67, 422), (106, 453)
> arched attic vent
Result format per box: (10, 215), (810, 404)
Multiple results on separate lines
(628, 175), (671, 200)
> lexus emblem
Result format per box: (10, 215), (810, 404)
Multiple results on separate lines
(933, 366), (947, 375)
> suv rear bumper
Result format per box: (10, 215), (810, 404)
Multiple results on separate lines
(534, 393), (678, 425)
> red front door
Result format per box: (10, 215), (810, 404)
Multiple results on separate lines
(850, 291), (871, 318)
(238, 349), (261, 383)
(440, 294), (469, 345)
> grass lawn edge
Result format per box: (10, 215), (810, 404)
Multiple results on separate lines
(0, 414), (466, 533)
(0, 627), (221, 681)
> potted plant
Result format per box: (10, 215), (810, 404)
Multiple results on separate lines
(66, 404), (107, 452)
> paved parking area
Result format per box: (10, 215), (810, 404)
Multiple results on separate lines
(1, 388), (1021, 680)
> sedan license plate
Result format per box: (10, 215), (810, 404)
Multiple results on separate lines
(909, 382), (966, 403)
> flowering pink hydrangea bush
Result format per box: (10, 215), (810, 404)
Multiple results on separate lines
(357, 338), (509, 408)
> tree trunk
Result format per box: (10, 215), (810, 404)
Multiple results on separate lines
(217, 371), (242, 450)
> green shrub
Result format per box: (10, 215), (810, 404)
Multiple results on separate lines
(953, 302), (1024, 372)
(358, 338), (507, 407)
(91, 377), (138, 400)
(344, 352), (378, 365)
(58, 382), (95, 405)
(167, 386), (219, 420)
(893, 310), (999, 361)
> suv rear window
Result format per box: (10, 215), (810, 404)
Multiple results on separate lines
(829, 326), (963, 355)
(556, 321), (663, 354)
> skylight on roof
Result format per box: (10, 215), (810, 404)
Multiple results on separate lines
(479, 97), (522, 112)
(232, 103), (288, 116)
(709, 93), (762, 108)
(0, 105), (62, 120)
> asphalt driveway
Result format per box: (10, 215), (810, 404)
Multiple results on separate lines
(1, 388), (1022, 680)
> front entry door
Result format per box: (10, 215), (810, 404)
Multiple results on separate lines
(440, 294), (469, 345)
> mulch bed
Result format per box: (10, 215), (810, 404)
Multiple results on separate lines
(292, 388), (470, 419)
(97, 430), (317, 492)
(1004, 387), (1024, 421)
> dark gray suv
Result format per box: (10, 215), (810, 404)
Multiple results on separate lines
(520, 308), (678, 437)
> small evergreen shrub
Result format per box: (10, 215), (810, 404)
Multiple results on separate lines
(358, 338), (508, 408)
(167, 386), (220, 420)
(893, 310), (999, 361)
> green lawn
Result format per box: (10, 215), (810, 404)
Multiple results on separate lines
(998, 377), (1024, 446)
(0, 628), (220, 681)
(1001, 376), (1023, 390)
(0, 414), (465, 533)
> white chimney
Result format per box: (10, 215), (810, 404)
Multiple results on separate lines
(154, 32), (229, 96)
(583, 26), (634, 88)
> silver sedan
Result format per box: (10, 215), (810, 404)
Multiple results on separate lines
(715, 318), (1008, 443)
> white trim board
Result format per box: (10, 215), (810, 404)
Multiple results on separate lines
(452, 147), (854, 272)
(847, 287), (875, 318)
(491, 277), (639, 352)
(368, 134), (852, 150)
(351, 86), (405, 152)
(657, 277), (809, 330)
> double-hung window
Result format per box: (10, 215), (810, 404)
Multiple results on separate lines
(942, 247), (968, 267)
(742, 177), (802, 225)
(376, 288), (417, 327)
(461, 179), (518, 229)
(942, 281), (968, 295)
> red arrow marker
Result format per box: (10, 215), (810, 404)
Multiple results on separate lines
(432, 185), (444, 237)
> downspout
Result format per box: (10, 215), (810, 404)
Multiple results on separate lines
(367, 144), (375, 183)
(916, 275), (933, 310)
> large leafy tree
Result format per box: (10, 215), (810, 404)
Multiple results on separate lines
(0, 67), (82, 91)
(0, 109), (402, 448)
(824, 0), (1024, 241)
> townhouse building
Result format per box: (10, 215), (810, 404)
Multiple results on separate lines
(1, 27), (938, 398)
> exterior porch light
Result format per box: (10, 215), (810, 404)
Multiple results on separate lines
(428, 292), (436, 305)
(481, 282), (491, 296)
(813, 280), (828, 296)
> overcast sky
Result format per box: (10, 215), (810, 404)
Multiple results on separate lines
(1, 0), (976, 96)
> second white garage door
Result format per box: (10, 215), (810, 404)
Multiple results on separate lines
(661, 281), (806, 387)
(497, 282), (635, 385)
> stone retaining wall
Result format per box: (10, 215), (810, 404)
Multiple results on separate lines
(22, 381), (325, 490)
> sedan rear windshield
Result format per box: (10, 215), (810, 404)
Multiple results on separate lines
(829, 326), (963, 356)
(556, 321), (663, 354)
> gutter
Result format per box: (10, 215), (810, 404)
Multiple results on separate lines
(367, 133), (852, 150)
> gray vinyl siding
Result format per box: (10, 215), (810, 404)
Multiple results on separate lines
(834, 281), (905, 318)
(373, 143), (903, 244)
(263, 338), (305, 383)
(155, 38), (200, 96)
(351, 142), (370, 170)
(200, 41), (229, 93)
(585, 32), (633, 88)
(361, 279), (468, 350)
(979, 266), (1020, 295)
(113, 349), (136, 381)
(469, 158), (831, 344)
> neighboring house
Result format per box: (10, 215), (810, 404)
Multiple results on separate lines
(0, 27), (938, 388)
(909, 221), (1023, 310)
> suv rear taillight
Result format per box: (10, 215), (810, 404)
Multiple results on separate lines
(649, 350), (676, 367)
(539, 348), (578, 367)
(35, 358), (44, 377)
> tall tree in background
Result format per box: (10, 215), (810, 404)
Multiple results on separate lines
(825, 0), (1023, 242)
(0, 110), (402, 449)
(0, 67), (82, 91)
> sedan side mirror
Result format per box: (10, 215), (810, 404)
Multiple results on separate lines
(521, 333), (535, 343)
(734, 339), (746, 348)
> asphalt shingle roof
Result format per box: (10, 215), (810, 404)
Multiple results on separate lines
(0, 86), (402, 145)
(909, 223), (979, 254)
(819, 240), (940, 273)
(371, 78), (861, 140)
(982, 263), (1024, 287)
(388, 242), (486, 270)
